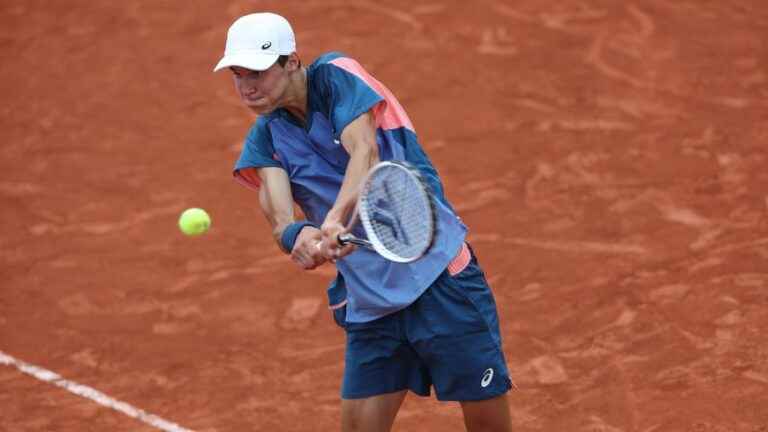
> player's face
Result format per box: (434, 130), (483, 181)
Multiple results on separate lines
(230, 62), (289, 114)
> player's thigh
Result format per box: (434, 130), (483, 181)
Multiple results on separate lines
(341, 313), (431, 399)
(407, 248), (513, 401)
(460, 393), (512, 432)
(341, 390), (408, 432)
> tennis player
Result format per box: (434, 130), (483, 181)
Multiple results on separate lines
(215, 12), (514, 431)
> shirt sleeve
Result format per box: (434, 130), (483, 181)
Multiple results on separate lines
(313, 59), (384, 140)
(233, 117), (284, 190)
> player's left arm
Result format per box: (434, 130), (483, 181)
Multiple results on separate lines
(257, 166), (327, 270)
(320, 110), (379, 258)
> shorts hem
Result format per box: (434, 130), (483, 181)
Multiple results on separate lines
(342, 386), (430, 400)
(434, 378), (513, 402)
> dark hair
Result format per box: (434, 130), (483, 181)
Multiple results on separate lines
(277, 55), (300, 68)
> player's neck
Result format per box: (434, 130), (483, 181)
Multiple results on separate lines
(282, 68), (309, 125)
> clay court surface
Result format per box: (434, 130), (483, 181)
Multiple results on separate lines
(2, 1), (767, 431)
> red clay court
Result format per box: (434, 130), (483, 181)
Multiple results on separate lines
(1, 1), (767, 431)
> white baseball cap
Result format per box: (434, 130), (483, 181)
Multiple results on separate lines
(213, 13), (296, 72)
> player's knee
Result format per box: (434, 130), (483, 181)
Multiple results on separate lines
(463, 416), (512, 432)
(463, 419), (512, 432)
(341, 414), (363, 432)
(461, 395), (512, 432)
(341, 394), (403, 432)
(341, 400), (372, 432)
(341, 410), (383, 432)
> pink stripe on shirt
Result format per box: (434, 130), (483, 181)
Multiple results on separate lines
(329, 57), (415, 132)
(447, 242), (471, 276)
(234, 167), (261, 190)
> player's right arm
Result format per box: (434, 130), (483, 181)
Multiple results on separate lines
(257, 166), (327, 270)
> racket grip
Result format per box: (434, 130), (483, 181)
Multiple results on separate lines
(314, 235), (367, 248)
(338, 233), (373, 249)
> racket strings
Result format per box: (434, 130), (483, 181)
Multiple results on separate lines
(361, 165), (433, 260)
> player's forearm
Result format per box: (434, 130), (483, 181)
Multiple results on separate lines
(327, 111), (380, 224)
(326, 148), (378, 224)
(258, 187), (293, 249)
(257, 168), (297, 252)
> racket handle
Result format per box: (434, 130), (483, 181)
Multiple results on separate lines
(338, 233), (373, 249)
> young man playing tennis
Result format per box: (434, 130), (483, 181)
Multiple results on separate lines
(215, 12), (513, 432)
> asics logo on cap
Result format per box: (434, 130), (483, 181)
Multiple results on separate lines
(213, 13), (296, 73)
(481, 368), (494, 388)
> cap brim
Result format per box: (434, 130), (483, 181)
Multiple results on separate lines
(213, 52), (279, 72)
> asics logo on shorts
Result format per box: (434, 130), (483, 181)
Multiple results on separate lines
(261, 41), (272, 50)
(481, 368), (494, 388)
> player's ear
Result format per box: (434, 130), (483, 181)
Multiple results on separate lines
(286, 52), (301, 71)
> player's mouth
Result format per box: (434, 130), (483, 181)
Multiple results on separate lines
(245, 95), (268, 105)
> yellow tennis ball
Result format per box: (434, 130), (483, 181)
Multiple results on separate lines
(178, 208), (211, 236)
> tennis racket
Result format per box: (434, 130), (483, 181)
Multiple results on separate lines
(337, 160), (436, 263)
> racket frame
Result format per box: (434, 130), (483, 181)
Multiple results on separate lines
(338, 160), (436, 263)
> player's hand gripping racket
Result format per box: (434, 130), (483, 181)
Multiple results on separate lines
(337, 160), (436, 263)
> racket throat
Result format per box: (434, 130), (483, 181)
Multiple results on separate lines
(338, 233), (373, 249)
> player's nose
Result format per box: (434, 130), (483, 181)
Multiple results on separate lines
(238, 83), (259, 97)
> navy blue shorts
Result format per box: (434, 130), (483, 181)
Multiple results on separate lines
(330, 245), (513, 401)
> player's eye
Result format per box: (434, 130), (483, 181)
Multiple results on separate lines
(230, 68), (262, 79)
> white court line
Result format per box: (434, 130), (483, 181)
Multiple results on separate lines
(0, 350), (194, 432)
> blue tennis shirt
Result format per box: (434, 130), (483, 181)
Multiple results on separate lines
(233, 52), (467, 323)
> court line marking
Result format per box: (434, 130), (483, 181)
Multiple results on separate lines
(0, 350), (194, 432)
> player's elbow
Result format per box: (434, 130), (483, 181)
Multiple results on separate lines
(344, 134), (379, 168)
